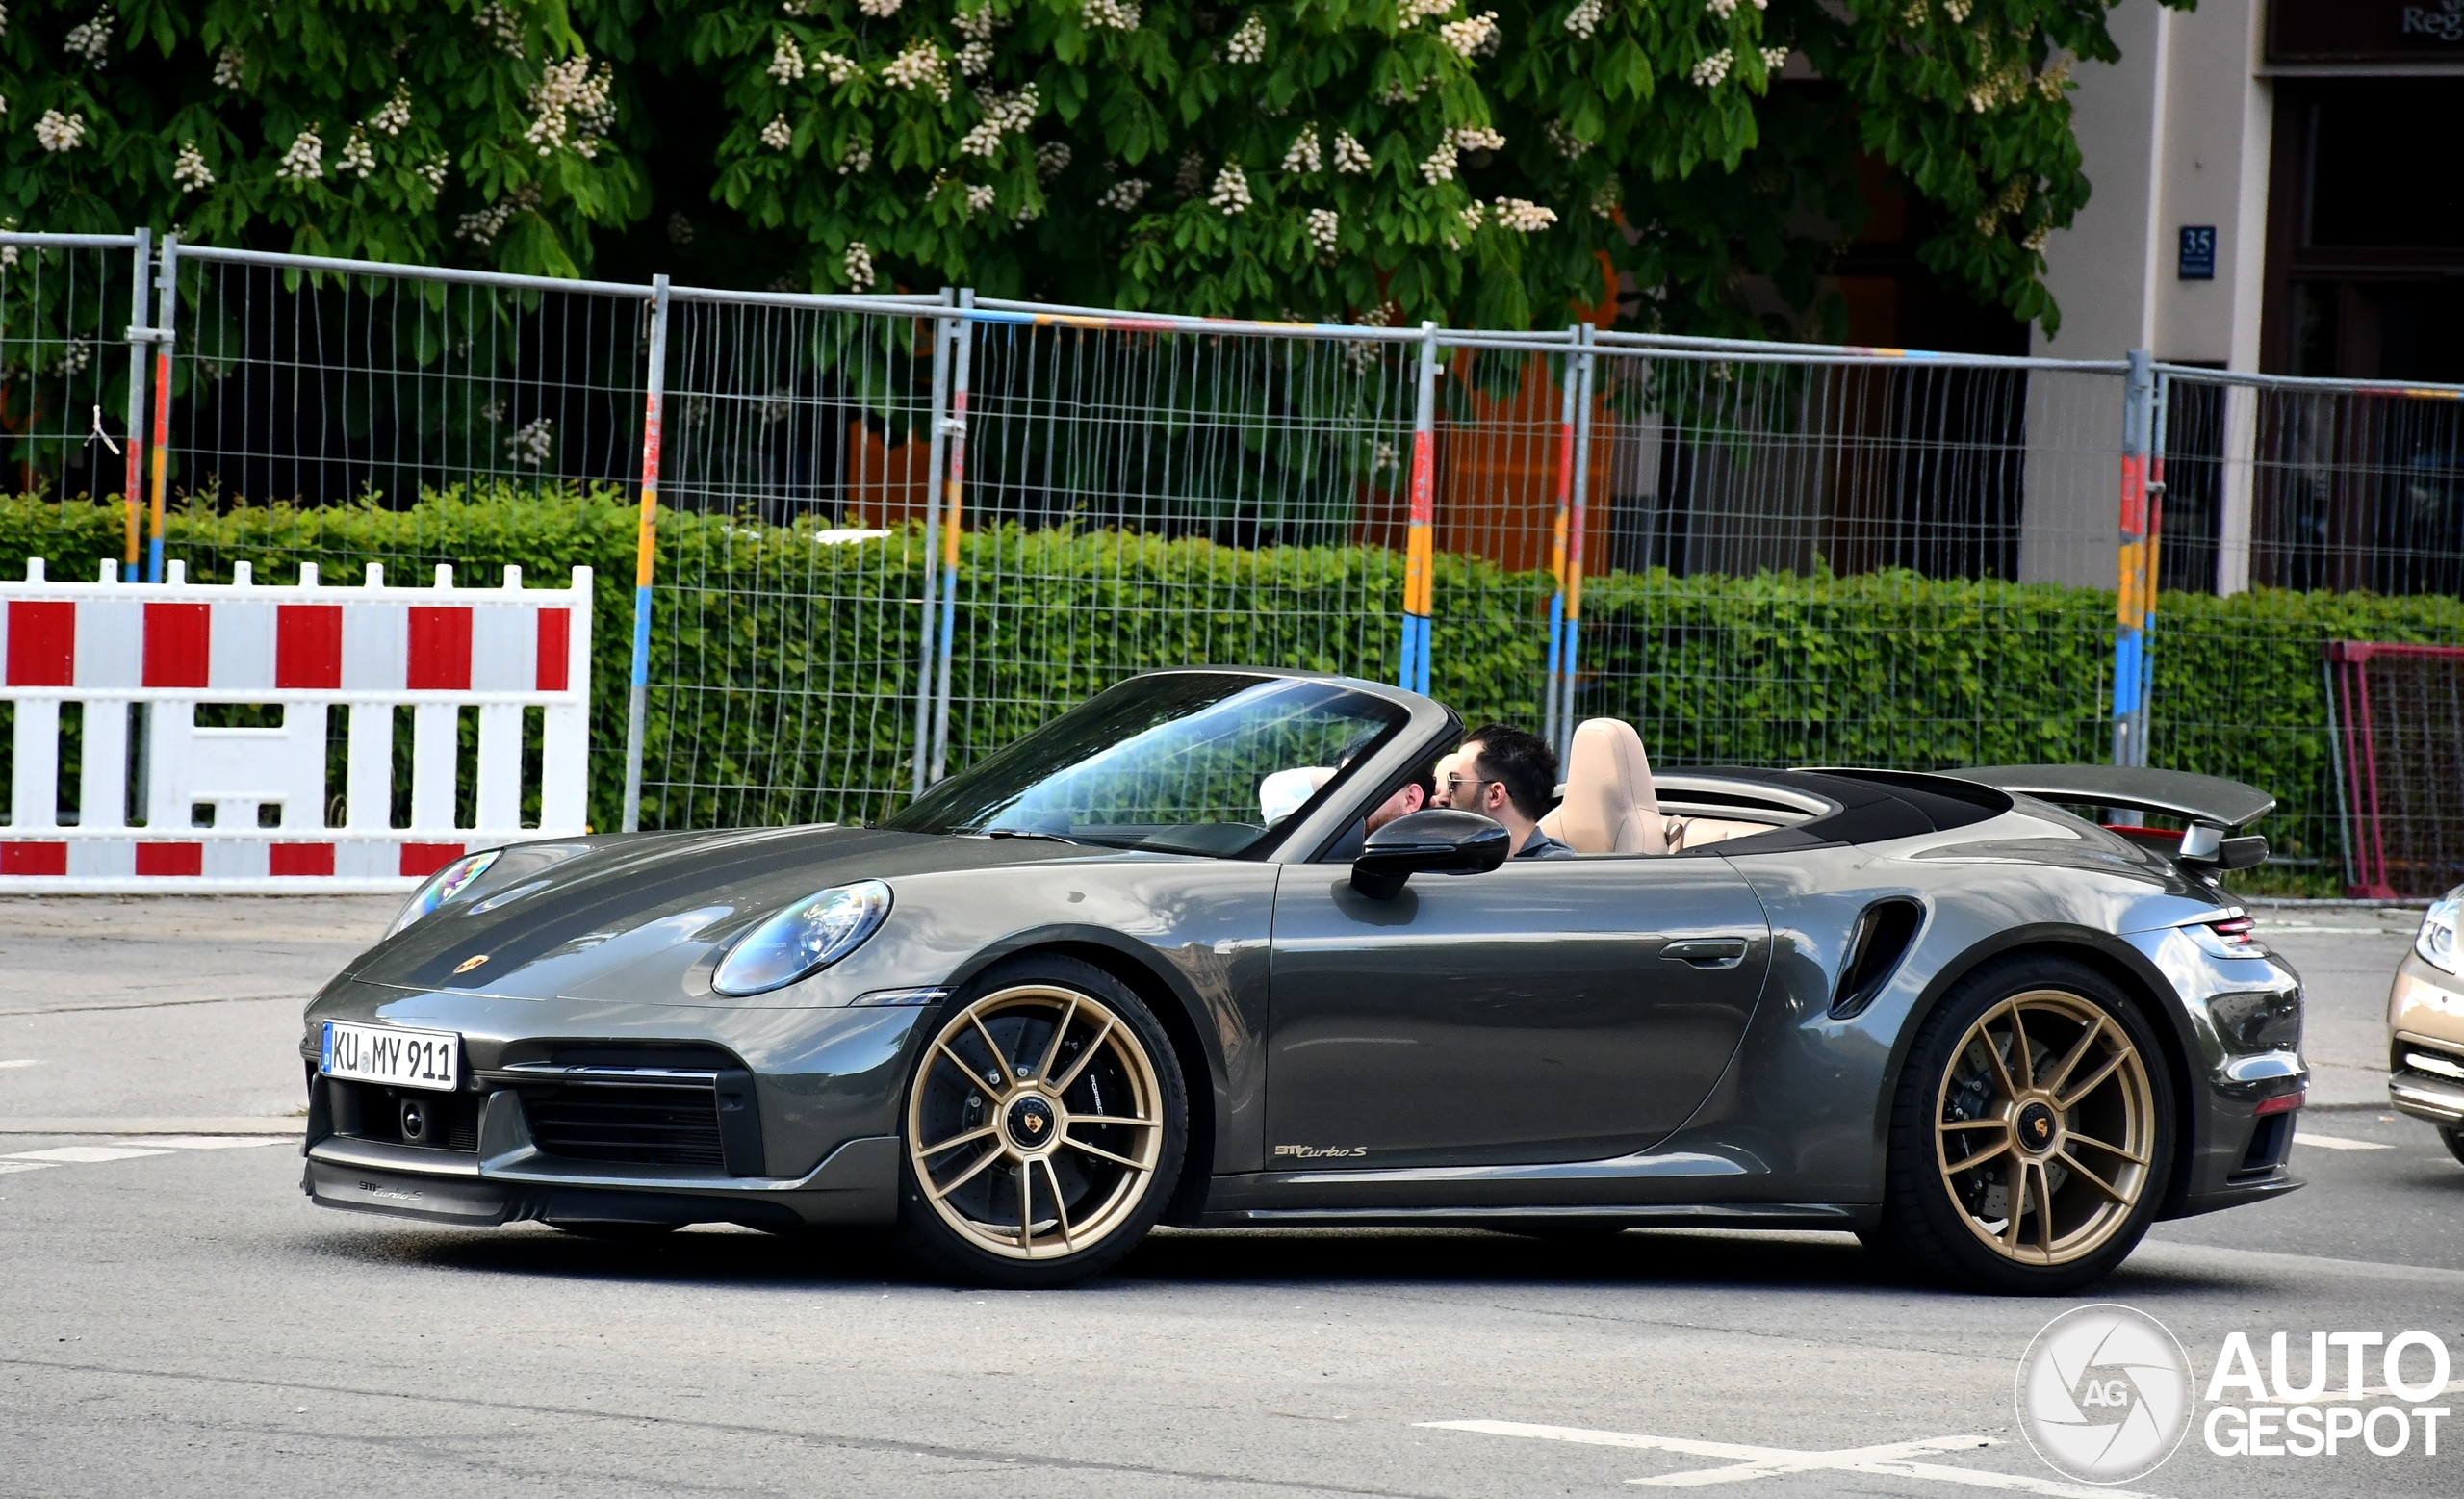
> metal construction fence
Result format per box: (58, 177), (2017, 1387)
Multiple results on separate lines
(6, 230), (2464, 892)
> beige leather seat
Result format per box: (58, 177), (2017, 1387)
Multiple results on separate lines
(1539, 718), (1666, 855)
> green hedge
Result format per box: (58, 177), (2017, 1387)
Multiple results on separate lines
(8, 490), (2459, 894)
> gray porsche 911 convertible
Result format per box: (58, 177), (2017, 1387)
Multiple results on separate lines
(299, 667), (2306, 1291)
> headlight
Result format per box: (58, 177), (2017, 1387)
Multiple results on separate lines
(389, 850), (501, 937)
(713, 881), (892, 996)
(2418, 892), (2461, 976)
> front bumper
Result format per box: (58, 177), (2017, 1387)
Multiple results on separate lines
(301, 1106), (901, 1230)
(299, 980), (931, 1229)
(2388, 955), (2464, 1126)
(2129, 926), (2307, 1220)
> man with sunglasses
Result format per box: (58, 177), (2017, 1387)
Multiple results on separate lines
(1435, 722), (1575, 860)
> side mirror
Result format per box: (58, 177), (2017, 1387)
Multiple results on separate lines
(1351, 810), (1513, 900)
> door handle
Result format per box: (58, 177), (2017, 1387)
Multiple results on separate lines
(1661, 937), (1750, 969)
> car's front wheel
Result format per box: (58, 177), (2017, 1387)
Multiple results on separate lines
(2439, 1125), (2464, 1167)
(1870, 956), (2174, 1294)
(895, 955), (1187, 1287)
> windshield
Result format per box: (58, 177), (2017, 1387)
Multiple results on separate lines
(886, 673), (1407, 856)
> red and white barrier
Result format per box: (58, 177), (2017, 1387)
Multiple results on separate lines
(0, 558), (592, 892)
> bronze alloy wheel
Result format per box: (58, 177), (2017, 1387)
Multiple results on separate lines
(1933, 988), (2157, 1267)
(906, 980), (1168, 1263)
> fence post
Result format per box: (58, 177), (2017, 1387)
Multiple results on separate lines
(120, 228), (150, 583)
(1559, 324), (1597, 745)
(1399, 323), (1438, 695)
(1543, 323), (1578, 755)
(620, 273), (669, 834)
(2134, 368), (2169, 767)
(144, 235), (178, 585)
(2215, 379), (2256, 596)
(929, 289), (974, 784)
(913, 288), (956, 797)
(2111, 348), (2153, 772)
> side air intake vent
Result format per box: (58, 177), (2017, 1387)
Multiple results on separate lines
(1831, 898), (1924, 1019)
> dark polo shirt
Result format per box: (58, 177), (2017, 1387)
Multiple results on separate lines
(1517, 827), (1576, 860)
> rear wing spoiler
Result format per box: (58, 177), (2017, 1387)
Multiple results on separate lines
(1942, 764), (2272, 870)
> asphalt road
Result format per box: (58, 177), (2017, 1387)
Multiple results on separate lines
(3, 896), (2459, 1499)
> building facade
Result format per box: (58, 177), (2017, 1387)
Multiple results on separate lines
(2036, 0), (2464, 381)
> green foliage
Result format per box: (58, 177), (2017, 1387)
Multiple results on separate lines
(3, 0), (646, 273)
(12, 485), (2426, 896)
(5, 0), (2181, 336)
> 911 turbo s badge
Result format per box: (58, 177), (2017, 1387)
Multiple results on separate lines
(1274, 1145), (1369, 1159)
(452, 954), (490, 974)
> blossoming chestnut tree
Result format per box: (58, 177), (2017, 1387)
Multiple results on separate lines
(1, 0), (645, 273)
(3, 0), (2182, 335)
(693, 0), (2184, 335)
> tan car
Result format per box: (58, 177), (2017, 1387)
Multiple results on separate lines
(2389, 889), (2464, 1163)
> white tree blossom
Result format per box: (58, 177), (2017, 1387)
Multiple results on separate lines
(843, 241), (876, 291)
(526, 57), (616, 159)
(455, 183), (539, 244)
(1331, 131), (1372, 173)
(64, 6), (112, 65)
(475, 1), (525, 58)
(1082, 0), (1142, 30)
(1281, 126), (1321, 174)
(882, 39), (950, 102)
(768, 34), (807, 83)
(1438, 13), (1500, 57)
(172, 141), (214, 193)
(277, 124), (324, 180)
(370, 83), (413, 137)
(1208, 163), (1252, 214)
(338, 124), (376, 178)
(1097, 177), (1150, 211)
(959, 85), (1038, 157)
(505, 418), (553, 466)
(34, 109), (84, 153)
(1492, 196), (1557, 231)
(1690, 48), (1732, 86)
(1563, 0), (1602, 38)
(1224, 13), (1267, 64)
(1304, 207), (1339, 257)
(760, 113), (792, 149)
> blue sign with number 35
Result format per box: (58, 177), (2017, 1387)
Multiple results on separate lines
(2178, 226), (2217, 281)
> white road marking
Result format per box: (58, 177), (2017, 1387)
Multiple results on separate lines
(2295, 1132), (2392, 1150)
(4, 1145), (172, 1164)
(1419, 1420), (2161, 1498)
(112, 1136), (286, 1150)
(0, 1059), (40, 1069)
(0, 1160), (59, 1175)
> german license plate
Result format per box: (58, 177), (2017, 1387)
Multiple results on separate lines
(321, 1021), (459, 1093)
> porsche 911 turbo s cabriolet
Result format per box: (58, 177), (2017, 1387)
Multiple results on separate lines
(299, 667), (2306, 1291)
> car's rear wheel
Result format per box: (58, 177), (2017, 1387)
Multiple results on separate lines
(896, 955), (1187, 1287)
(2439, 1125), (2464, 1167)
(1871, 956), (2173, 1294)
